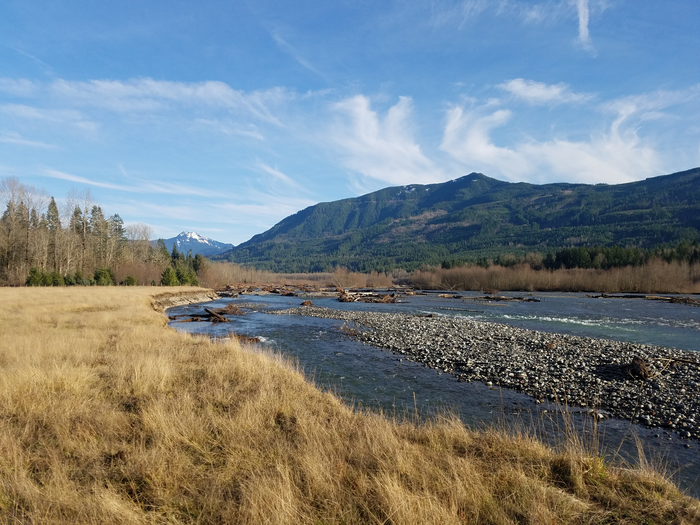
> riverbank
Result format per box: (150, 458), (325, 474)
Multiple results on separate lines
(270, 305), (700, 441)
(1, 288), (699, 523)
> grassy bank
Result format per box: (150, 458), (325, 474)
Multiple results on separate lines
(0, 288), (698, 524)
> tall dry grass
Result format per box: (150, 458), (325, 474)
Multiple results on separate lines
(198, 260), (336, 289)
(328, 267), (394, 289)
(411, 259), (700, 293)
(199, 261), (395, 290)
(0, 287), (698, 524)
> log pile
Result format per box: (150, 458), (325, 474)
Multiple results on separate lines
(338, 291), (398, 303)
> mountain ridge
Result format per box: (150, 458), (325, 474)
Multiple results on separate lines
(217, 168), (700, 272)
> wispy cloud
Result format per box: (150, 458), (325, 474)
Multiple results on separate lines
(138, 181), (224, 198)
(518, 133), (658, 184)
(209, 194), (318, 241)
(256, 161), (301, 189)
(430, 0), (488, 29)
(44, 169), (134, 191)
(430, 0), (568, 28)
(12, 48), (55, 76)
(44, 168), (225, 198)
(0, 103), (97, 130)
(49, 78), (288, 125)
(496, 0), (570, 25)
(575, 0), (593, 50)
(193, 119), (265, 140)
(498, 78), (593, 105)
(112, 192), (313, 244)
(331, 95), (444, 186)
(429, 0), (602, 49)
(601, 85), (700, 123)
(440, 98), (662, 183)
(441, 104), (528, 179)
(0, 133), (57, 149)
(269, 29), (325, 79)
(213, 199), (313, 220)
(110, 200), (204, 222)
(0, 78), (39, 97)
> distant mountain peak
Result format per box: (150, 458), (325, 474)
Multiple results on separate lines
(162, 231), (233, 256)
(176, 232), (211, 245)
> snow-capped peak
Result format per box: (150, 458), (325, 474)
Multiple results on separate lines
(180, 231), (205, 241)
(164, 231), (234, 256)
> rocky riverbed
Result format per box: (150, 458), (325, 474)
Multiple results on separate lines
(260, 305), (700, 441)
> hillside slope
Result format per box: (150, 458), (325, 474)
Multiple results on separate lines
(219, 168), (700, 272)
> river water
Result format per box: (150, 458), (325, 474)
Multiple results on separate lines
(168, 291), (700, 496)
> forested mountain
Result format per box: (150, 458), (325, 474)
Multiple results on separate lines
(217, 168), (700, 272)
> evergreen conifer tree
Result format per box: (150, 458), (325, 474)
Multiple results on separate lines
(46, 197), (60, 270)
(160, 266), (179, 286)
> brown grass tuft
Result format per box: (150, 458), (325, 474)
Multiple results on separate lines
(0, 287), (698, 523)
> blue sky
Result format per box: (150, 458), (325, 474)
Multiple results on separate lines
(1, 1), (699, 244)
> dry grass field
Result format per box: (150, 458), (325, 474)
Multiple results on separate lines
(0, 287), (698, 524)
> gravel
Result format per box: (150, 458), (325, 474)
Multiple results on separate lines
(260, 305), (700, 441)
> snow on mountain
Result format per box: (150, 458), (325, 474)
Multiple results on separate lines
(161, 231), (233, 256)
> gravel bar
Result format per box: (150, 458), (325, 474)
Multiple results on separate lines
(260, 305), (700, 441)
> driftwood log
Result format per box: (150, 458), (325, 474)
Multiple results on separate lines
(587, 294), (700, 307)
(463, 295), (541, 302)
(204, 308), (229, 323)
(212, 304), (246, 316)
(338, 292), (398, 303)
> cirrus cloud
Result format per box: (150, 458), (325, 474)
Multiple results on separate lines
(330, 95), (444, 186)
(50, 78), (288, 125)
(498, 78), (593, 105)
(440, 99), (661, 184)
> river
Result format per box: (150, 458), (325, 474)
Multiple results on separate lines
(168, 291), (700, 496)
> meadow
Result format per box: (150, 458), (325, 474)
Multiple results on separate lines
(0, 287), (698, 524)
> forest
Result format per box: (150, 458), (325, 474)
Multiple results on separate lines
(0, 178), (199, 287)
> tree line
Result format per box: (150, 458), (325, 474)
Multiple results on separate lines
(0, 177), (202, 287)
(540, 243), (700, 270)
(437, 242), (700, 272)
